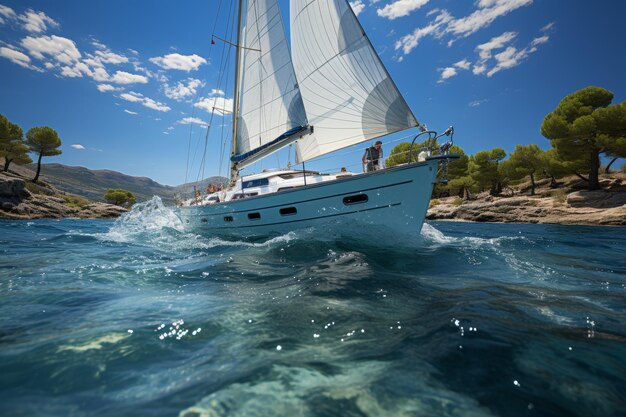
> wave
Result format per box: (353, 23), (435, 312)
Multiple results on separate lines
(94, 197), (301, 253)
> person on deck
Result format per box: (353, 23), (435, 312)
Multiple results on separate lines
(362, 141), (384, 172)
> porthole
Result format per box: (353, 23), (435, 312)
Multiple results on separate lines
(248, 212), (261, 220)
(224, 216), (233, 222)
(279, 207), (297, 216)
(201, 218), (208, 223)
(343, 194), (368, 205)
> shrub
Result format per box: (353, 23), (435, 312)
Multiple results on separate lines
(62, 194), (90, 208)
(551, 188), (568, 203)
(452, 197), (463, 206)
(429, 199), (441, 208)
(104, 189), (136, 207)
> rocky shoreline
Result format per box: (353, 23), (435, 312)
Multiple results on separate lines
(427, 174), (626, 226)
(0, 171), (127, 220)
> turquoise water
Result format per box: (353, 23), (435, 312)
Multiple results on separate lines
(1, 198), (625, 417)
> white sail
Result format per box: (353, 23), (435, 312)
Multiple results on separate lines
(234, 0), (309, 168)
(290, 0), (419, 162)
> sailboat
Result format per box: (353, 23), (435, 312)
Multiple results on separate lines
(176, 0), (458, 239)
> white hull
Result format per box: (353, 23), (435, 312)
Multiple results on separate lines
(175, 160), (440, 239)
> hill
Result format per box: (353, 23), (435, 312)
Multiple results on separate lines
(2, 160), (227, 206)
(173, 176), (229, 196)
(19, 163), (176, 204)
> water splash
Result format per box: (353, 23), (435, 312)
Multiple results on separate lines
(107, 196), (184, 240)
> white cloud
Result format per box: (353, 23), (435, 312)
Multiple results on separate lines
(395, 0), (532, 55)
(141, 97), (170, 112)
(164, 78), (204, 101)
(446, 0), (532, 41)
(437, 29), (547, 82)
(19, 8), (59, 33)
(0, 45), (40, 70)
(21, 35), (81, 64)
(194, 94), (234, 115)
(468, 99), (487, 107)
(120, 91), (143, 102)
(473, 31), (549, 77)
(120, 91), (170, 112)
(453, 59), (471, 70)
(95, 50), (128, 64)
(124, 109), (138, 115)
(541, 22), (555, 32)
(0, 5), (17, 23)
(486, 46), (526, 77)
(149, 53), (207, 72)
(110, 70), (148, 84)
(210, 88), (225, 96)
(178, 117), (209, 127)
(437, 58), (471, 82)
(96, 83), (121, 92)
(395, 10), (452, 54)
(438, 67), (457, 82)
(71, 144), (85, 150)
(91, 40), (107, 50)
(377, 0), (430, 20)
(476, 31), (517, 59)
(350, 1), (366, 16)
(531, 35), (549, 46)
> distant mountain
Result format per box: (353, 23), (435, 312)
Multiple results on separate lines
(13, 163), (227, 206)
(173, 176), (229, 196)
(22, 163), (176, 204)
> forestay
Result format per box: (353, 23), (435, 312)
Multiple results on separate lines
(234, 0), (309, 168)
(290, 0), (419, 162)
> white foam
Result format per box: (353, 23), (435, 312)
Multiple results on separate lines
(106, 196), (184, 241)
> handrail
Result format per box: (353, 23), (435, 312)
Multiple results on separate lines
(408, 130), (437, 163)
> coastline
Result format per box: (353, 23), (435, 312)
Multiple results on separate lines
(0, 171), (127, 220)
(427, 173), (626, 226)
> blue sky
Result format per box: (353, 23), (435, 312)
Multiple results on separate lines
(1, 0), (624, 186)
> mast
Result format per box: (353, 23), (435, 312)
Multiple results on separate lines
(230, 0), (244, 183)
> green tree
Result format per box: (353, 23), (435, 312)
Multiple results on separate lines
(540, 149), (571, 187)
(541, 86), (626, 190)
(386, 139), (437, 168)
(437, 145), (473, 198)
(386, 142), (415, 167)
(468, 148), (507, 195)
(0, 114), (10, 141)
(105, 189), (136, 207)
(595, 101), (626, 172)
(3, 141), (32, 172)
(507, 144), (544, 195)
(0, 115), (32, 172)
(0, 115), (33, 172)
(25, 126), (62, 183)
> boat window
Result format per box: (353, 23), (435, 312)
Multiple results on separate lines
(279, 207), (297, 216)
(343, 194), (368, 205)
(277, 186), (295, 192)
(201, 218), (208, 223)
(248, 212), (261, 220)
(224, 216), (233, 222)
(242, 178), (269, 188)
(232, 192), (258, 200)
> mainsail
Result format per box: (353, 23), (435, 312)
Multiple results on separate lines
(290, 0), (419, 162)
(233, 0), (309, 168)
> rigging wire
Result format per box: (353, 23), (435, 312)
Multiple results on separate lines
(183, 0), (223, 187)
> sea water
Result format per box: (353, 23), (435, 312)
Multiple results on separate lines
(0, 197), (624, 417)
